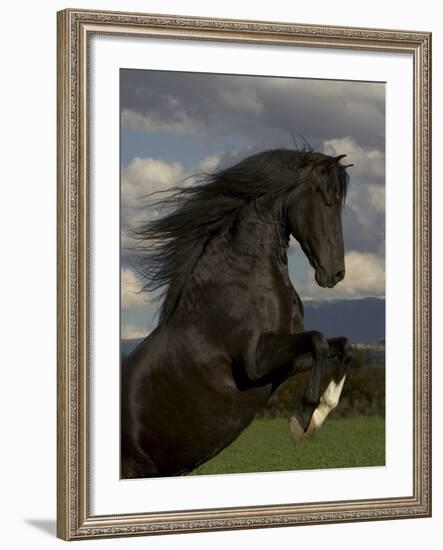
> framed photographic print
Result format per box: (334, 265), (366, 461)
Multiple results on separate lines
(57, 8), (431, 540)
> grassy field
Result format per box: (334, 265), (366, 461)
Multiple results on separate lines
(191, 416), (385, 476)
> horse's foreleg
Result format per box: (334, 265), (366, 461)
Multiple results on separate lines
(290, 336), (351, 443)
(327, 337), (352, 377)
(251, 331), (329, 435)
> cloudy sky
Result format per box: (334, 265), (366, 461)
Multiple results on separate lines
(120, 69), (385, 340)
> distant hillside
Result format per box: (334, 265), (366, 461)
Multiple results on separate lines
(303, 297), (385, 343)
(121, 338), (144, 356)
(121, 297), (385, 355)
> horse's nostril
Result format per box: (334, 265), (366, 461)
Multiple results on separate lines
(335, 270), (345, 281)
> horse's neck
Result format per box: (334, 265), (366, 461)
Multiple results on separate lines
(228, 200), (289, 269)
(164, 199), (291, 320)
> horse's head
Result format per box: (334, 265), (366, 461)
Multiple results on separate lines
(286, 154), (351, 289)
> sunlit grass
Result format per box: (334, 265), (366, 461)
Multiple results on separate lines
(191, 416), (385, 476)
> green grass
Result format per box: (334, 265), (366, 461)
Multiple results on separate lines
(191, 416), (385, 476)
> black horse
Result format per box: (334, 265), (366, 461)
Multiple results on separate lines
(121, 148), (353, 478)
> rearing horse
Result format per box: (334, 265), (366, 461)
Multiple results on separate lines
(121, 148), (353, 478)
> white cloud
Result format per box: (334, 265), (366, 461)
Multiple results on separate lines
(120, 153), (225, 265)
(122, 154), (222, 218)
(338, 251), (385, 296)
(122, 72), (384, 152)
(121, 268), (147, 310)
(121, 157), (187, 252)
(323, 137), (384, 180)
(121, 323), (150, 340)
(218, 87), (263, 113)
(294, 251), (385, 300)
(121, 108), (201, 135)
(346, 183), (384, 228)
(368, 184), (385, 213)
(197, 154), (220, 172)
(121, 154), (224, 246)
(122, 157), (186, 208)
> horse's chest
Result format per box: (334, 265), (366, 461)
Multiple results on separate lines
(289, 289), (304, 332)
(263, 276), (303, 333)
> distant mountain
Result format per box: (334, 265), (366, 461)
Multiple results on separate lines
(303, 297), (385, 343)
(121, 338), (144, 356)
(121, 297), (385, 355)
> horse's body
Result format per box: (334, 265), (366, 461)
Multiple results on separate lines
(121, 149), (352, 478)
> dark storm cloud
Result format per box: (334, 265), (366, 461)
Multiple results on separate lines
(343, 204), (384, 255)
(121, 69), (385, 150)
(120, 69), (385, 300)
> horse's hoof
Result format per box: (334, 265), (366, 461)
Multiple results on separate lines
(289, 414), (306, 444)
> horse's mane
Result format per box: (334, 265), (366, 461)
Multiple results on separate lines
(130, 148), (349, 323)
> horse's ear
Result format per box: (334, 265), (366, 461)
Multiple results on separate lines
(334, 154), (347, 162)
(314, 156), (338, 171)
(333, 154), (354, 168)
(315, 154), (351, 171)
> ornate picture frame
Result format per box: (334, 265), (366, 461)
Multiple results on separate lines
(57, 8), (431, 540)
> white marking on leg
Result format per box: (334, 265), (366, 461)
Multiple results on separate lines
(307, 375), (346, 433)
(289, 375), (347, 444)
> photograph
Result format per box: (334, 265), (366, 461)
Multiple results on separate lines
(120, 69), (386, 479)
(1, 0), (439, 547)
(55, 7), (431, 540)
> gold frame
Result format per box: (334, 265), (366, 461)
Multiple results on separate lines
(57, 8), (432, 540)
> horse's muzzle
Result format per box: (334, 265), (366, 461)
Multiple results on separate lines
(326, 270), (345, 287)
(315, 269), (345, 288)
